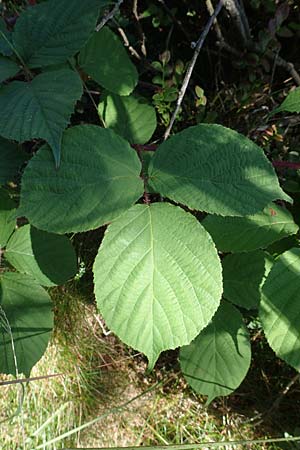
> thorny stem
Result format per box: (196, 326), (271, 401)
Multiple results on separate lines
(163, 0), (224, 141)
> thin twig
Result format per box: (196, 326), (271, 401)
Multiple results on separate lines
(164, 0), (224, 140)
(133, 0), (147, 56)
(157, 0), (190, 40)
(0, 373), (63, 387)
(96, 0), (123, 32)
(116, 24), (142, 60)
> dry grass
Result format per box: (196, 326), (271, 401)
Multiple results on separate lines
(0, 281), (299, 450)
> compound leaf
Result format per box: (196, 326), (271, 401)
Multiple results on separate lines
(94, 202), (222, 369)
(79, 27), (138, 96)
(0, 69), (83, 166)
(202, 203), (298, 253)
(0, 272), (53, 376)
(260, 248), (300, 370)
(0, 189), (16, 248)
(98, 93), (157, 144)
(6, 225), (77, 286)
(0, 56), (20, 83)
(13, 0), (108, 68)
(19, 125), (143, 233)
(148, 124), (291, 216)
(0, 137), (27, 185)
(272, 87), (300, 114)
(180, 301), (251, 404)
(222, 250), (272, 310)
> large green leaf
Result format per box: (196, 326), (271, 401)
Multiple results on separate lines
(0, 137), (27, 185)
(94, 202), (222, 369)
(0, 190), (16, 248)
(260, 248), (300, 370)
(272, 87), (300, 114)
(202, 203), (298, 253)
(180, 301), (251, 404)
(12, 0), (108, 68)
(79, 27), (138, 96)
(0, 19), (13, 57)
(5, 225), (77, 286)
(0, 69), (83, 166)
(0, 56), (20, 83)
(98, 93), (157, 144)
(148, 124), (291, 216)
(0, 272), (53, 376)
(222, 250), (273, 310)
(19, 125), (143, 233)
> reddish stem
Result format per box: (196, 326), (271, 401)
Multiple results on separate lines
(272, 161), (300, 170)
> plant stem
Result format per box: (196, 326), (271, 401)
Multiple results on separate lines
(96, 0), (124, 32)
(163, 0), (224, 141)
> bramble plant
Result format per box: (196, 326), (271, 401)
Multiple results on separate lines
(1, 0), (300, 406)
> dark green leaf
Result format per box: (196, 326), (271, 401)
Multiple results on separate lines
(98, 93), (157, 144)
(0, 137), (27, 185)
(19, 125), (143, 233)
(260, 248), (300, 371)
(148, 124), (291, 216)
(13, 0), (108, 68)
(202, 203), (298, 253)
(0, 19), (13, 57)
(0, 189), (16, 248)
(79, 27), (138, 96)
(6, 225), (77, 286)
(180, 301), (251, 404)
(0, 272), (53, 376)
(0, 56), (20, 83)
(0, 69), (83, 166)
(222, 250), (273, 310)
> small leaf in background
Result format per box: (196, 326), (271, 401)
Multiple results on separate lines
(98, 93), (157, 144)
(0, 137), (27, 185)
(12, 0), (108, 68)
(79, 27), (138, 96)
(148, 124), (291, 216)
(222, 250), (273, 310)
(0, 189), (16, 248)
(260, 248), (300, 371)
(94, 202), (222, 370)
(19, 125), (143, 233)
(0, 19), (13, 57)
(0, 272), (53, 376)
(180, 301), (251, 404)
(202, 203), (298, 253)
(0, 69), (83, 167)
(6, 225), (77, 286)
(0, 56), (20, 83)
(272, 87), (300, 114)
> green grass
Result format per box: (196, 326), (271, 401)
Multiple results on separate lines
(1, 280), (299, 450)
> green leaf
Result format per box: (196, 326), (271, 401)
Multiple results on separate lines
(0, 19), (13, 57)
(79, 27), (138, 96)
(222, 250), (272, 310)
(0, 137), (27, 185)
(12, 0), (108, 68)
(6, 225), (77, 286)
(0, 69), (83, 166)
(0, 56), (20, 83)
(0, 272), (53, 376)
(272, 87), (300, 114)
(260, 248), (300, 370)
(19, 125), (143, 233)
(180, 301), (251, 404)
(0, 189), (16, 248)
(98, 93), (157, 144)
(94, 202), (222, 369)
(148, 124), (291, 216)
(202, 203), (298, 253)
